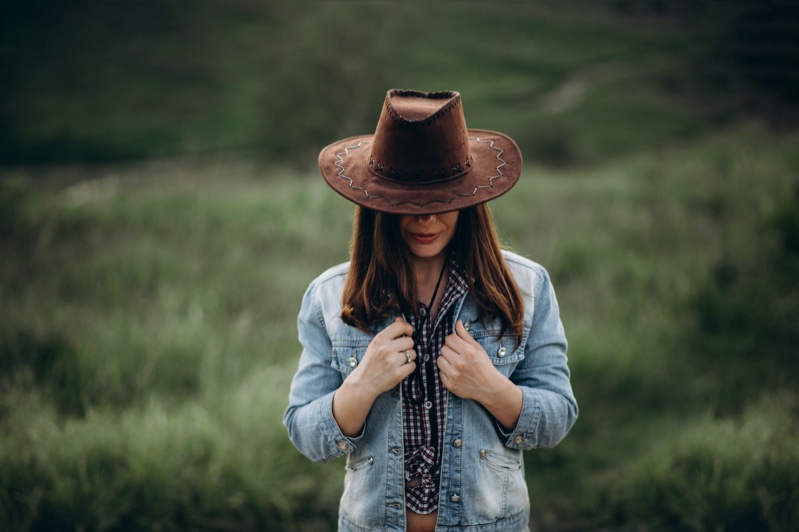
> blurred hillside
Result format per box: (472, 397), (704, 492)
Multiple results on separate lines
(1, 1), (796, 168)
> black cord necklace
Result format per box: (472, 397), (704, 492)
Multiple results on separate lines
(402, 253), (448, 404)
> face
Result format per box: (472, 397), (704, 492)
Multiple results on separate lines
(398, 211), (460, 262)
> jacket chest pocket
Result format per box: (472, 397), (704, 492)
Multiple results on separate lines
(466, 322), (525, 376)
(331, 339), (371, 377)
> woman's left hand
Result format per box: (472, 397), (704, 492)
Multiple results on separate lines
(438, 320), (504, 402)
(438, 320), (523, 430)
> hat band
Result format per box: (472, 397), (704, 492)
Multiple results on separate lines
(367, 154), (474, 185)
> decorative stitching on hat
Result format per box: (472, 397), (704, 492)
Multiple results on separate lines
(333, 136), (509, 210)
(447, 136), (507, 203)
(334, 141), (387, 202)
(386, 136), (506, 208)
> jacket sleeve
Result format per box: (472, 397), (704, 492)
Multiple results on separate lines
(500, 267), (578, 450)
(282, 281), (364, 462)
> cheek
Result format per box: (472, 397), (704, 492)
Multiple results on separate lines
(444, 226), (458, 245)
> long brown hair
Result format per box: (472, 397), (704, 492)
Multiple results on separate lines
(341, 204), (524, 343)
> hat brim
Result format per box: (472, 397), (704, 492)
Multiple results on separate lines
(318, 129), (522, 215)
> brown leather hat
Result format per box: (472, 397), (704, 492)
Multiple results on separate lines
(318, 89), (522, 215)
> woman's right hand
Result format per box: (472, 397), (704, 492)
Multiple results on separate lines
(332, 318), (417, 437)
(350, 317), (417, 398)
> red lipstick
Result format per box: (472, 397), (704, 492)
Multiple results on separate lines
(412, 233), (438, 244)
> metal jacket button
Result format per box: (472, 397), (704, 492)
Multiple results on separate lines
(450, 494), (461, 502)
(463, 321), (470, 331)
(337, 441), (348, 451)
(498, 347), (507, 357)
(348, 357), (358, 368)
(513, 435), (524, 445)
(453, 438), (462, 447)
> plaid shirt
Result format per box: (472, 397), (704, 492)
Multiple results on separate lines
(402, 260), (469, 514)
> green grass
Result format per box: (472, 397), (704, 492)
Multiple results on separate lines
(1, 163), (351, 530)
(616, 392), (799, 531)
(1, 2), (712, 167)
(511, 123), (799, 530)
(2, 122), (797, 530)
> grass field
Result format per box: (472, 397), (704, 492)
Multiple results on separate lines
(2, 2), (798, 531)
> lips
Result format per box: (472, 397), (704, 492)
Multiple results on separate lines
(412, 233), (438, 244)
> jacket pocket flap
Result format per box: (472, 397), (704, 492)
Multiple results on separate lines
(331, 340), (370, 375)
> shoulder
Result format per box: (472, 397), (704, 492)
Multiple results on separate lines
(309, 261), (350, 288)
(304, 261), (350, 301)
(501, 249), (549, 293)
(299, 262), (350, 327)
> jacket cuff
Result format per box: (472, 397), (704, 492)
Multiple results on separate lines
(498, 387), (541, 450)
(319, 389), (365, 459)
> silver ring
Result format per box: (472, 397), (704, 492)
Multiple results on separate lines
(403, 350), (412, 364)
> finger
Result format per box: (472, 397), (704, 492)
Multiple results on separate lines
(436, 356), (455, 388)
(399, 349), (417, 364)
(439, 343), (458, 362)
(375, 325), (412, 348)
(455, 320), (480, 346)
(444, 331), (470, 355)
(399, 360), (417, 380)
(437, 352), (453, 373)
(395, 351), (410, 366)
(389, 335), (415, 354)
(437, 364), (450, 388)
(384, 318), (414, 339)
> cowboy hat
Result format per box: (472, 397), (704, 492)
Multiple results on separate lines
(318, 89), (522, 215)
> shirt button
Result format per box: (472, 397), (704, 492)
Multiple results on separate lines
(337, 441), (348, 451)
(498, 347), (507, 357)
(513, 435), (524, 445)
(450, 494), (461, 502)
(453, 438), (462, 448)
(420, 307), (427, 316)
(424, 401), (433, 410)
(348, 357), (358, 368)
(424, 354), (430, 362)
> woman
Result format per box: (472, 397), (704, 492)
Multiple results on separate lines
(284, 89), (577, 531)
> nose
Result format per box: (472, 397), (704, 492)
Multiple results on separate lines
(417, 214), (436, 226)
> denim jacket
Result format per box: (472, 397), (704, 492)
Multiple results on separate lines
(283, 251), (577, 531)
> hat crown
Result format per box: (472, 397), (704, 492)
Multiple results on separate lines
(369, 90), (473, 185)
(318, 87), (522, 215)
